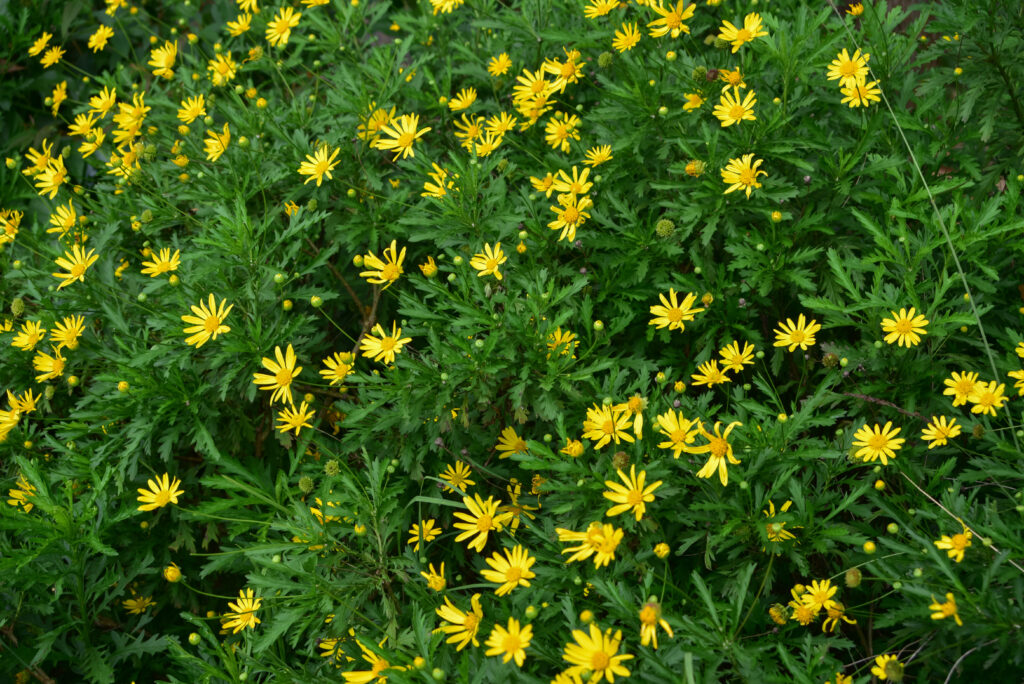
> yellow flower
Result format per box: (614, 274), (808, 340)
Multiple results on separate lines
(28, 32), (52, 56)
(762, 499), (799, 547)
(181, 294), (233, 348)
(140, 247), (181, 277)
(148, 39), (177, 79)
(847, 3), (864, 16)
(40, 45), (65, 68)
(34, 157), (69, 199)
(934, 529), (972, 563)
(484, 618), (532, 667)
(50, 81), (67, 116)
(495, 426), (529, 458)
(943, 370), (980, 407)
(358, 322), (412, 365)
(52, 245), (99, 290)
(871, 654), (903, 681)
(453, 494), (512, 552)
(841, 80), (882, 107)
(371, 113), (430, 161)
(203, 123), (231, 162)
(713, 87), (757, 127)
(485, 111), (518, 136)
(929, 592), (963, 626)
(585, 0), (622, 19)
(827, 49), (871, 89)
(418, 255), (438, 276)
(357, 103), (395, 143)
(480, 544), (537, 596)
(685, 421), (742, 486)
(921, 415), (961, 448)
(719, 67), (746, 89)
(547, 327), (579, 359)
(11, 320), (47, 352)
(583, 144), (613, 167)
(721, 153), (767, 198)
(822, 601), (856, 633)
(407, 519), (440, 551)
(226, 13), (252, 36)
(449, 87), (477, 111)
(647, 0), (695, 38)
(582, 403), (634, 450)
(253, 343), (303, 405)
(470, 242), (507, 280)
(967, 380), (1008, 416)
(435, 594), (484, 650)
(655, 408), (700, 458)
(297, 145), (340, 186)
(603, 464), (662, 521)
(420, 562), (446, 591)
(683, 92), (704, 111)
(487, 53), (512, 76)
(691, 359), (731, 388)
(772, 313), (820, 351)
(359, 240), (406, 289)
(88, 25), (114, 52)
(90, 86), (117, 117)
(207, 52), (238, 86)
(557, 522), (623, 568)
(136, 473), (184, 511)
(163, 563), (183, 582)
(439, 460), (475, 493)
(852, 421), (904, 465)
(717, 12), (768, 53)
(123, 595), (156, 614)
(552, 166), (593, 196)
(1008, 369), (1024, 396)
(800, 579), (838, 613)
(562, 623), (634, 682)
(639, 601), (673, 649)
(319, 352), (354, 387)
(649, 289), (704, 331)
(276, 401), (316, 435)
(177, 95), (207, 124)
(719, 340), (755, 373)
(612, 22), (641, 52)
(265, 6), (301, 47)
(32, 347), (66, 382)
(544, 112), (581, 154)
(222, 588), (262, 633)
(548, 193), (593, 242)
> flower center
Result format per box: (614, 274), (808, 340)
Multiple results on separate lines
(379, 337), (397, 352)
(153, 490), (171, 507)
(788, 329), (806, 343)
(275, 368), (293, 386)
(476, 514), (493, 531)
(485, 258), (498, 270)
(463, 613), (480, 632)
(709, 437), (728, 459)
(626, 490), (644, 505)
(666, 308), (684, 323)
(380, 263), (400, 280)
(562, 206), (580, 223)
(70, 263), (86, 279)
(840, 61), (857, 76)
(601, 419), (616, 435)
(502, 633), (522, 652)
(670, 428), (689, 443)
(203, 315), (221, 333)
(952, 534), (969, 549)
(739, 168), (756, 185)
(868, 433), (888, 450)
(590, 651), (611, 670)
(665, 13), (681, 28)
(639, 605), (658, 625)
(371, 658), (389, 675)
(730, 104), (747, 120)
(505, 567), (522, 582)
(736, 28), (752, 41)
(397, 132), (415, 148)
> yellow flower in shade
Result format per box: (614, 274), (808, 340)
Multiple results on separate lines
(434, 593), (484, 650)
(357, 103), (395, 143)
(827, 49), (871, 89)
(547, 327), (580, 359)
(762, 499), (799, 547)
(557, 522), (623, 568)
(222, 588), (262, 633)
(359, 240), (406, 289)
(603, 464), (662, 521)
(470, 242), (507, 280)
(653, 542), (670, 559)
(163, 563), (182, 582)
(772, 313), (820, 351)
(265, 6), (301, 46)
(649, 289), (705, 331)
(851, 421), (904, 465)
(276, 401), (316, 436)
(583, 145), (613, 167)
(226, 13), (252, 36)
(440, 460), (475, 493)
(691, 359), (731, 388)
(496, 426), (529, 458)
(822, 601), (856, 633)
(967, 380), (1008, 416)
(481, 544), (537, 596)
(719, 340), (755, 373)
(613, 394), (647, 437)
(297, 145), (340, 186)
(655, 409), (700, 458)
(586, 0), (621, 18)
(140, 248), (181, 277)
(6, 475), (37, 512)
(485, 618), (532, 667)
(181, 294), (233, 348)
(943, 370), (980, 406)
(719, 67), (746, 90)
(47, 200), (77, 238)
(544, 112), (581, 153)
(148, 40), (177, 79)
(498, 480), (538, 535)
(800, 579), (838, 613)
(237, 0), (258, 12)
(371, 113), (430, 161)
(685, 421), (742, 486)
(203, 123), (231, 162)
(136, 473), (184, 511)
(9, 389), (40, 414)
(28, 32), (52, 56)
(921, 415), (961, 448)
(12, 320), (46, 351)
(647, 0), (695, 38)
(561, 438), (585, 458)
(871, 654), (903, 681)
(35, 157), (69, 199)
(929, 593), (962, 626)
(934, 529), (972, 563)
(40, 45), (65, 68)
(453, 494), (512, 552)
(448, 87), (477, 111)
(717, 12), (768, 53)
(207, 52), (238, 86)
(32, 347), (66, 382)
(487, 53), (512, 76)
(1009, 369), (1024, 396)
(548, 193), (593, 242)
(683, 92), (704, 111)
(582, 403), (634, 450)
(562, 623), (634, 682)
(639, 601), (673, 649)
(552, 166), (593, 196)
(841, 80), (882, 107)
(1016, 341), (1024, 358)
(847, 3), (864, 16)
(420, 562), (446, 591)
(485, 112), (518, 137)
(713, 87), (757, 127)
(320, 352), (354, 387)
(358, 322), (412, 365)
(418, 255), (438, 276)
(123, 595), (155, 614)
(612, 22), (641, 52)
(89, 26), (115, 52)
(253, 343), (303, 405)
(50, 81), (67, 116)
(52, 245), (98, 290)
(721, 153), (766, 198)
(407, 519), (440, 551)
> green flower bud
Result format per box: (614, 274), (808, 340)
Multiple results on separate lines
(299, 476), (314, 493)
(598, 52), (614, 68)
(655, 219), (676, 237)
(11, 298), (25, 316)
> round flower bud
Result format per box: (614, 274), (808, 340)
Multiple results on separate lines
(188, 632), (201, 645)
(742, 383), (751, 391)
(954, 67), (963, 76)
(674, 381), (685, 393)
(892, 581), (902, 590)
(665, 50), (677, 61)
(307, 198), (318, 211)
(738, 480), (749, 490)
(886, 522), (899, 534)
(354, 523), (367, 536)
(755, 243), (765, 251)
(844, 567), (862, 588)
(655, 219), (676, 237)
(140, 520), (149, 529)
(840, 357), (849, 367)
(684, 159), (705, 177)
(913, 567), (923, 578)
(771, 210), (783, 223)
(525, 605), (538, 619)
(874, 479), (885, 490)
(598, 52), (614, 68)
(352, 254), (363, 267)
(518, 230), (529, 240)
(777, 413), (788, 422)
(447, 273), (457, 283)
(282, 299), (293, 311)
(67, 376), (79, 388)
(274, 273), (286, 284)
(118, 381), (130, 393)
(593, 320), (604, 331)
(873, 340), (883, 348)
(310, 295), (323, 308)
(602, 396), (614, 406)
(655, 371), (667, 384)
(137, 293), (147, 303)
(474, 339), (485, 349)
(612, 450), (630, 470)
(324, 460), (340, 476)
(863, 540), (877, 554)
(452, 255), (464, 266)
(298, 476), (314, 493)
(11, 297), (24, 315)
(203, 115), (214, 126)
(657, 105), (668, 117)
(431, 668), (446, 682)
(163, 563), (182, 582)
(653, 542), (670, 559)
(12, 260), (21, 270)
(691, 65), (707, 80)
(579, 610), (594, 624)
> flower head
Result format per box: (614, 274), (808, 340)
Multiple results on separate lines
(655, 409), (700, 458)
(359, 240), (406, 289)
(181, 294), (233, 348)
(582, 403), (635, 450)
(647, 0), (695, 39)
(871, 654), (903, 681)
(612, 22), (641, 52)
(203, 123), (231, 162)
(719, 340), (755, 373)
(434, 594), (483, 650)
(718, 13), (768, 52)
(136, 473), (184, 511)
(222, 588), (262, 633)
(495, 426), (529, 458)
(603, 464), (662, 520)
(140, 248), (181, 277)
(453, 494), (512, 552)
(851, 421), (904, 465)
(713, 87), (757, 127)
(266, 6), (301, 46)
(253, 343), (303, 405)
(297, 145), (340, 186)
(481, 544), (537, 596)
(827, 49), (871, 89)
(934, 529), (972, 563)
(921, 415), (961, 448)
(721, 153), (767, 198)
(440, 460), (475, 493)
(649, 289), (704, 331)
(485, 618), (532, 667)
(359, 322), (412, 365)
(276, 401), (316, 435)
(52, 245), (99, 290)
(470, 242), (508, 280)
(372, 113), (430, 161)
(772, 313), (820, 351)
(929, 592), (962, 626)
(420, 562), (446, 591)
(407, 519), (440, 551)
(639, 601), (673, 649)
(967, 380), (1008, 416)
(562, 623), (634, 682)
(943, 371), (980, 407)
(685, 421), (742, 486)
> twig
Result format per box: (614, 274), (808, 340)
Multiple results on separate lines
(944, 640), (997, 684)
(841, 392), (927, 421)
